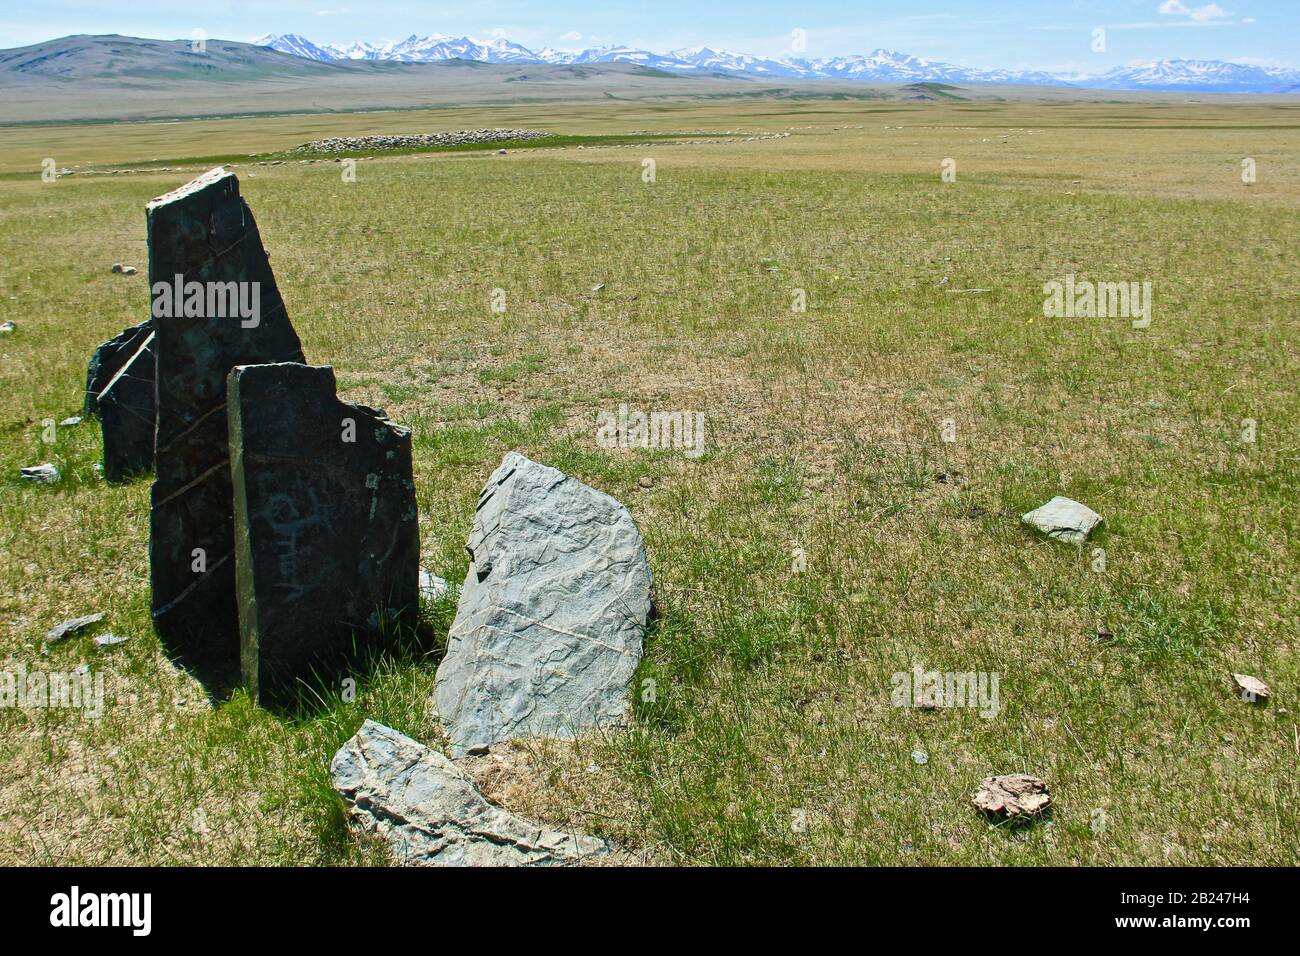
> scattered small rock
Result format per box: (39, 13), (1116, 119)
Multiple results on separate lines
(0, 320), (14, 333)
(638, 476), (654, 489)
(20, 463), (60, 484)
(94, 633), (129, 648)
(59, 415), (82, 426)
(911, 750), (929, 765)
(110, 263), (138, 275)
(1021, 495), (1103, 545)
(47, 613), (105, 643)
(1232, 673), (1270, 702)
(972, 774), (1051, 819)
(330, 720), (611, 866)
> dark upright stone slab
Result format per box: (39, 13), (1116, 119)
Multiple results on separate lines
(148, 167), (305, 673)
(89, 324), (156, 482)
(228, 363), (419, 703)
(85, 320), (152, 417)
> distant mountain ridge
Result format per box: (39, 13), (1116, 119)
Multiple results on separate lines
(254, 32), (1300, 92)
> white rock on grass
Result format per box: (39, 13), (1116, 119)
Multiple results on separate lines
(418, 567), (452, 602)
(330, 720), (610, 866)
(1232, 673), (1270, 702)
(434, 451), (652, 757)
(1021, 495), (1103, 545)
(20, 463), (60, 484)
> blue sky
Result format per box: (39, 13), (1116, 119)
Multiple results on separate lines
(1, 1), (1294, 71)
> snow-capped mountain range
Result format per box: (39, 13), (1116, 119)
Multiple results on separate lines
(252, 33), (1300, 92)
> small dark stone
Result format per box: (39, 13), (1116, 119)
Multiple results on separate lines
(147, 167), (305, 674)
(228, 362), (418, 703)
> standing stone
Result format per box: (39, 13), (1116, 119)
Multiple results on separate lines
(86, 321), (156, 482)
(330, 720), (610, 866)
(148, 167), (305, 673)
(84, 320), (151, 417)
(434, 452), (652, 757)
(228, 362), (418, 702)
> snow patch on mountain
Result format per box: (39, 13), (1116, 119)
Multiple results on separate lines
(250, 34), (1300, 92)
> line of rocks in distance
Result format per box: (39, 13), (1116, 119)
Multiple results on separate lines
(296, 129), (550, 153)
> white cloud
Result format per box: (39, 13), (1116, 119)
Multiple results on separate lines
(560, 31), (582, 42)
(1158, 1), (1232, 22)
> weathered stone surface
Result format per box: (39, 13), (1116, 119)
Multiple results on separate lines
(229, 362), (417, 702)
(972, 774), (1052, 818)
(86, 321), (156, 482)
(147, 167), (305, 672)
(46, 613), (105, 643)
(1021, 495), (1103, 545)
(434, 452), (652, 757)
(330, 720), (609, 866)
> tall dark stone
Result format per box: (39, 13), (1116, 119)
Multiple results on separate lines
(228, 363), (419, 703)
(148, 167), (305, 674)
(85, 321), (157, 482)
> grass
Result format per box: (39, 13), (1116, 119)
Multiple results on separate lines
(0, 98), (1297, 865)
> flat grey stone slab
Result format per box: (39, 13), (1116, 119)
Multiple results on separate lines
(47, 613), (105, 643)
(330, 720), (609, 866)
(1021, 495), (1103, 545)
(434, 452), (652, 757)
(228, 362), (418, 703)
(147, 167), (305, 672)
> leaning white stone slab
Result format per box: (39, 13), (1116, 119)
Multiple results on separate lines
(1021, 495), (1103, 545)
(434, 452), (652, 757)
(329, 720), (609, 866)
